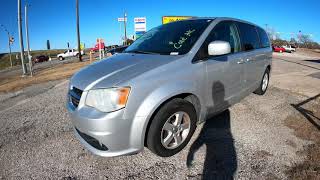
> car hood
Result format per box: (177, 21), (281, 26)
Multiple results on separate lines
(70, 53), (181, 91)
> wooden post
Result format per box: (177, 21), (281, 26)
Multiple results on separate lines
(89, 50), (93, 63)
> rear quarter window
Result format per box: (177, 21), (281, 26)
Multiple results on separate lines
(257, 27), (270, 48)
(237, 22), (260, 51)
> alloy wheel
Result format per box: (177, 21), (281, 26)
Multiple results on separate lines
(161, 111), (191, 149)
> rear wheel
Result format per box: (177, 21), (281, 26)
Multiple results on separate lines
(254, 68), (270, 95)
(279, 50), (283, 53)
(147, 99), (197, 157)
(59, 56), (64, 61)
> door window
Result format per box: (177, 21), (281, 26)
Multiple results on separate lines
(194, 21), (241, 60)
(257, 27), (270, 48)
(237, 22), (260, 51)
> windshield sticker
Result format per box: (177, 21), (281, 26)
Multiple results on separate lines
(170, 52), (179, 55)
(169, 29), (195, 49)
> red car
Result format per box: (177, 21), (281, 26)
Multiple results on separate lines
(272, 46), (286, 53)
(91, 42), (105, 52)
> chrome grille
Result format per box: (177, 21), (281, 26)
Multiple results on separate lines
(69, 87), (83, 108)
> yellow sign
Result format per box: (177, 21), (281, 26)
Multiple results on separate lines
(80, 43), (85, 50)
(162, 16), (193, 24)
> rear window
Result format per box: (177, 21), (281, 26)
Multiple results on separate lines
(257, 27), (270, 48)
(237, 22), (260, 51)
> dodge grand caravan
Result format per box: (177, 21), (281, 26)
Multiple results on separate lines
(67, 17), (272, 157)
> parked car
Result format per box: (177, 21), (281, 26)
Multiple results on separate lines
(282, 45), (296, 53)
(33, 55), (49, 63)
(67, 17), (272, 157)
(106, 46), (128, 56)
(272, 46), (286, 53)
(91, 42), (105, 52)
(57, 49), (84, 61)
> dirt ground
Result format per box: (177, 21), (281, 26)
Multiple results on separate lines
(284, 95), (320, 179)
(272, 51), (320, 179)
(0, 49), (319, 179)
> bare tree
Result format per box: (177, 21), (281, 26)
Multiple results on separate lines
(266, 27), (280, 40)
(298, 34), (312, 44)
(290, 38), (297, 44)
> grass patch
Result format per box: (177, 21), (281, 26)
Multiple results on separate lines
(0, 49), (66, 70)
(284, 96), (320, 180)
(0, 60), (90, 93)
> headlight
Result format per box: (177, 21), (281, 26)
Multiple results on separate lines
(85, 87), (130, 112)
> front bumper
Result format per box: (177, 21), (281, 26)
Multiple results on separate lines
(67, 100), (143, 157)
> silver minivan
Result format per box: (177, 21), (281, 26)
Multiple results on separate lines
(67, 17), (272, 157)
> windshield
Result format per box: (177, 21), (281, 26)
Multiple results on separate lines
(125, 19), (212, 55)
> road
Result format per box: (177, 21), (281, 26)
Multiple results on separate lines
(0, 52), (319, 179)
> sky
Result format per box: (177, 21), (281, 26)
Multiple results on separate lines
(0, 0), (319, 53)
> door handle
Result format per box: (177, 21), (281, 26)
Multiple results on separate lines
(237, 59), (244, 64)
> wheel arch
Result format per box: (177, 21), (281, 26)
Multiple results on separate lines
(142, 93), (201, 146)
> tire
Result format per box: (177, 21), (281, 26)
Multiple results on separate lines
(279, 50), (283, 53)
(146, 98), (197, 157)
(254, 68), (270, 95)
(59, 56), (64, 61)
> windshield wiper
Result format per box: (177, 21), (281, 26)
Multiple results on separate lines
(125, 50), (160, 54)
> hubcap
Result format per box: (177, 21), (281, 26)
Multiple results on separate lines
(161, 111), (191, 149)
(262, 73), (269, 91)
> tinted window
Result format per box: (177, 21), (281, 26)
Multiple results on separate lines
(257, 27), (270, 48)
(237, 22), (260, 51)
(125, 19), (211, 55)
(195, 21), (241, 60)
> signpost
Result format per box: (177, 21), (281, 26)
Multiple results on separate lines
(117, 17), (127, 22)
(162, 16), (193, 24)
(97, 38), (104, 60)
(47, 40), (51, 61)
(118, 16), (128, 45)
(134, 17), (146, 39)
(1, 24), (14, 67)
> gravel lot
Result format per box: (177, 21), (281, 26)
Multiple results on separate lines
(0, 52), (319, 179)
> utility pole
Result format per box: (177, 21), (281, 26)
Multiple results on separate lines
(119, 21), (122, 45)
(265, 24), (268, 31)
(1, 24), (13, 67)
(76, 0), (82, 61)
(17, 0), (28, 75)
(124, 12), (127, 45)
(25, 3), (33, 76)
(8, 32), (13, 67)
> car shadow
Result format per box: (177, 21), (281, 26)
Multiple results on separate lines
(291, 93), (320, 130)
(304, 59), (320, 64)
(187, 81), (237, 179)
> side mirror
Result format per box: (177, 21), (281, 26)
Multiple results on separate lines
(208, 41), (231, 56)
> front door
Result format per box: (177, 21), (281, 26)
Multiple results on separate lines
(194, 21), (243, 115)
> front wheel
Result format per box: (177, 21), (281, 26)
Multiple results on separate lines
(254, 68), (270, 95)
(146, 99), (197, 157)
